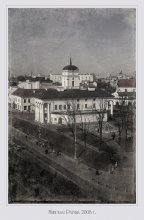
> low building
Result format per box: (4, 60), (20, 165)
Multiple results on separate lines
(49, 73), (62, 83)
(117, 79), (136, 93)
(34, 89), (114, 125)
(8, 86), (18, 106)
(79, 73), (94, 83)
(11, 88), (44, 112)
(112, 91), (136, 105)
(18, 80), (40, 89)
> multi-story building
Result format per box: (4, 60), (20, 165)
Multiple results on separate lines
(50, 59), (94, 87)
(34, 89), (114, 125)
(61, 58), (80, 89)
(11, 88), (43, 112)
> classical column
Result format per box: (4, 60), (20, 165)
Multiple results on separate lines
(41, 103), (44, 123)
(47, 103), (50, 123)
(47, 103), (51, 123)
(110, 101), (113, 115)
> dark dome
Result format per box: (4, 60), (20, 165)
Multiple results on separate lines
(63, 65), (78, 71)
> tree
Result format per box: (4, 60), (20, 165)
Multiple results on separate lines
(62, 99), (78, 159)
(17, 75), (26, 82)
(93, 99), (108, 147)
(116, 95), (135, 142)
(78, 116), (90, 148)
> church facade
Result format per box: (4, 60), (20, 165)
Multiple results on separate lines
(61, 58), (80, 89)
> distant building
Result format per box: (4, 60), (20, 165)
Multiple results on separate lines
(62, 58), (80, 89)
(117, 79), (136, 93)
(18, 80), (40, 89)
(79, 73), (94, 83)
(49, 74), (62, 83)
(112, 91), (136, 105)
(50, 58), (94, 87)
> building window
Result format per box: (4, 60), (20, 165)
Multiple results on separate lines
(24, 106), (27, 110)
(125, 89), (127, 92)
(93, 103), (95, 108)
(85, 99), (87, 102)
(28, 99), (30, 103)
(77, 104), (79, 109)
(55, 105), (57, 110)
(24, 99), (26, 103)
(85, 104), (87, 109)
(68, 104), (71, 110)
(72, 81), (74, 87)
(77, 99), (79, 102)
(54, 118), (57, 121)
(64, 105), (66, 110)
(93, 98), (95, 101)
(59, 105), (62, 110)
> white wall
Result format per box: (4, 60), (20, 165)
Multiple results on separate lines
(62, 70), (80, 89)
(79, 73), (93, 83)
(18, 81), (40, 89)
(11, 95), (34, 112)
(117, 87), (136, 92)
(34, 97), (110, 124)
(51, 112), (107, 125)
(50, 74), (62, 83)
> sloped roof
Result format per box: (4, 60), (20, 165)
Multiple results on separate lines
(117, 79), (136, 88)
(12, 88), (44, 98)
(34, 89), (113, 100)
(12, 88), (113, 100)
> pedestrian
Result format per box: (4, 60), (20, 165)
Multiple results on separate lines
(110, 165), (114, 174)
(114, 161), (118, 169)
(96, 169), (100, 175)
(112, 132), (116, 140)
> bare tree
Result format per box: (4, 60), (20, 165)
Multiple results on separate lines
(78, 117), (91, 148)
(94, 99), (108, 147)
(116, 95), (135, 144)
(62, 99), (78, 159)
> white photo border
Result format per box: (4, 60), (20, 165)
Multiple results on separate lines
(0, 0), (144, 219)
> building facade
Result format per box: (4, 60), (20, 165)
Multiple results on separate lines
(117, 79), (136, 92)
(18, 80), (40, 89)
(79, 73), (94, 83)
(11, 88), (42, 112)
(61, 58), (80, 89)
(49, 74), (62, 83)
(34, 89), (114, 125)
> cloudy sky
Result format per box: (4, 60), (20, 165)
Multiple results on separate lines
(8, 8), (136, 76)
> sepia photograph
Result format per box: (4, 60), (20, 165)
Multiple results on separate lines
(8, 8), (136, 204)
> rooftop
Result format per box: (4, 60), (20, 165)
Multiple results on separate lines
(117, 79), (136, 88)
(12, 88), (113, 100)
(62, 57), (78, 71)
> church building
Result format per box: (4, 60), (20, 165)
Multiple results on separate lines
(62, 58), (80, 89)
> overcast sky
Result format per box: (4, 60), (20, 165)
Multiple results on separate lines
(8, 8), (136, 76)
